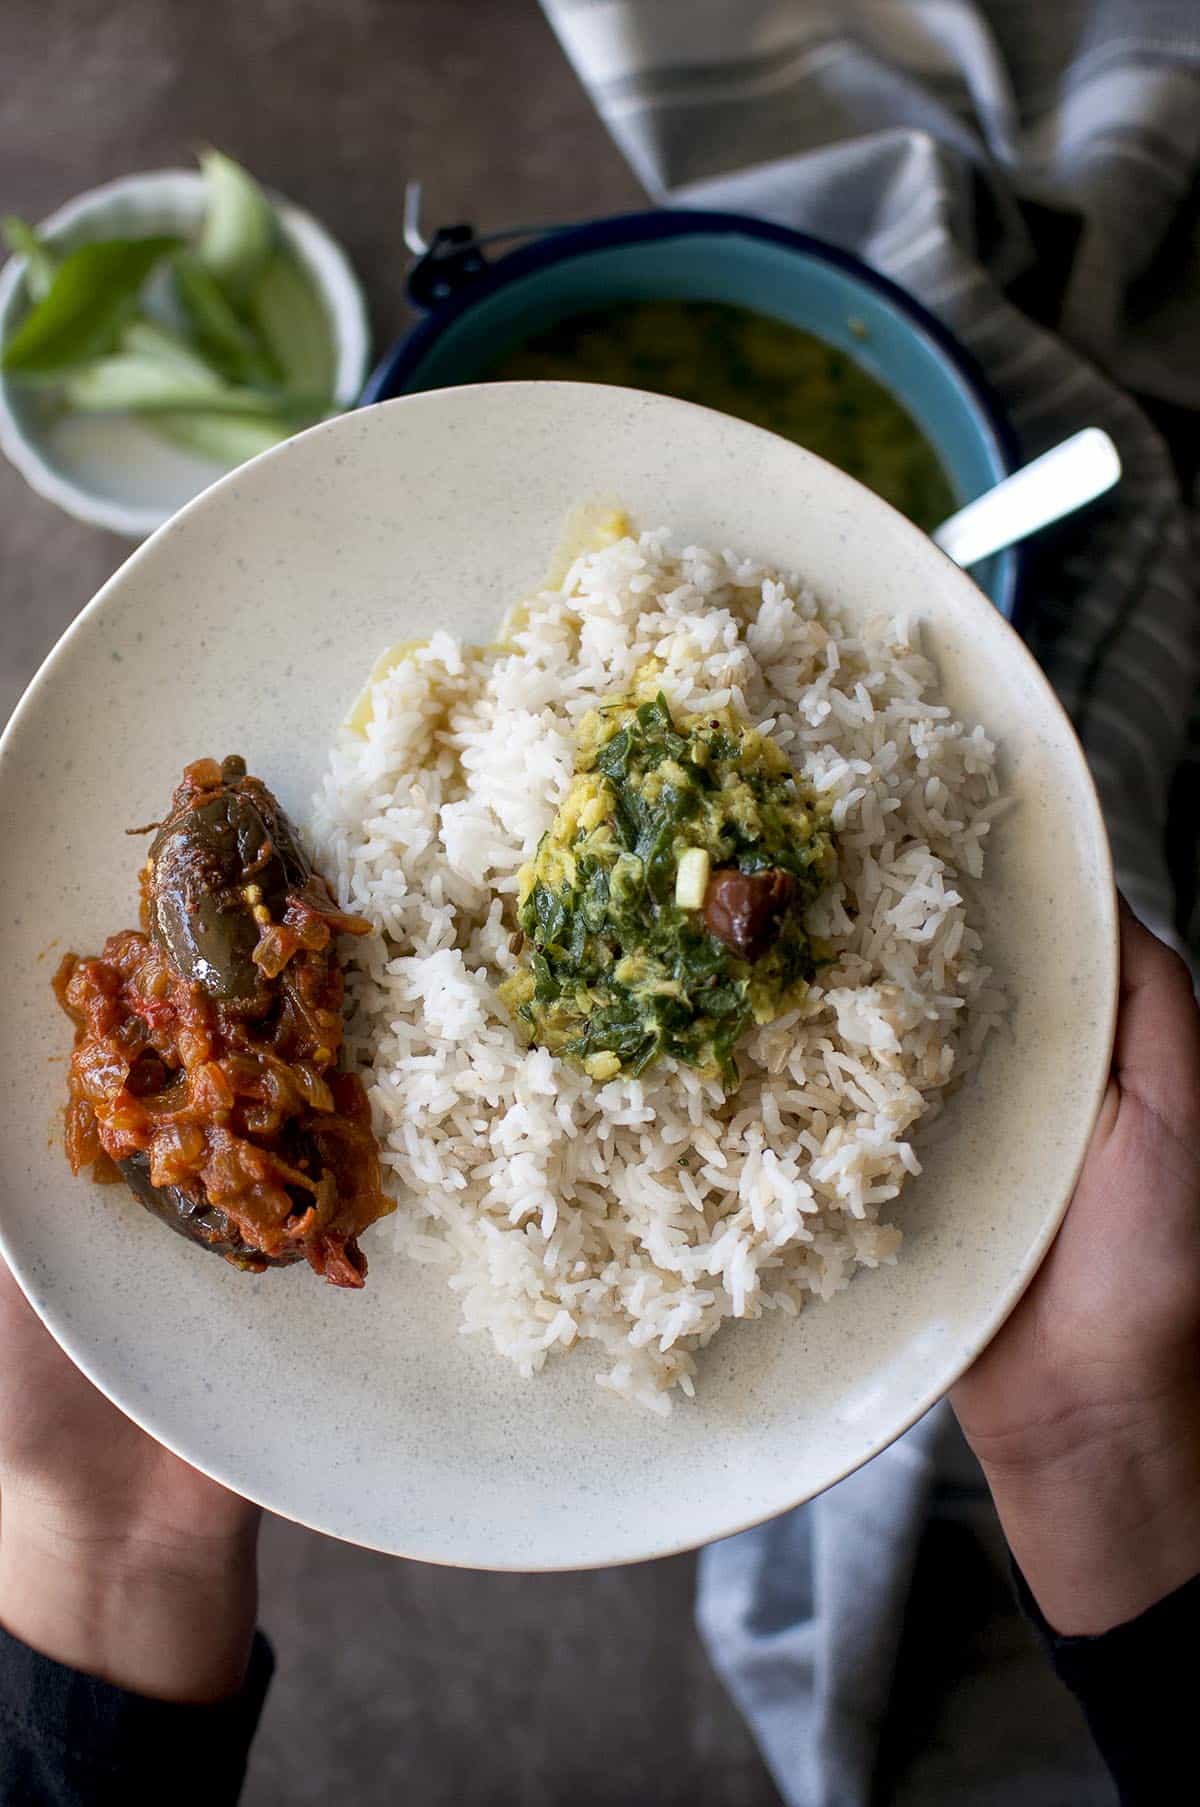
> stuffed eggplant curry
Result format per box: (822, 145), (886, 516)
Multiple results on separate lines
(55, 756), (392, 1287)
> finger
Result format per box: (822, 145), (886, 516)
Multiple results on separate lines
(0, 1249), (49, 1328)
(0, 1247), (31, 1312)
(1114, 895), (1200, 1138)
(0, 1245), (78, 1378)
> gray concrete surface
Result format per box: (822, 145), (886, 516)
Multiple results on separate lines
(0, 4), (783, 1801)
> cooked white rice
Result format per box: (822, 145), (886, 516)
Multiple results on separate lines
(312, 528), (1004, 1413)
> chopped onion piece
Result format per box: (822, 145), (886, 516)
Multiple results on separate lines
(674, 847), (710, 910)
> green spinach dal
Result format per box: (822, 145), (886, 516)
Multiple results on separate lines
(486, 299), (956, 531)
(500, 677), (836, 1087)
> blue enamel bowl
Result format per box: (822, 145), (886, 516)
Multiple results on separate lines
(363, 209), (1021, 619)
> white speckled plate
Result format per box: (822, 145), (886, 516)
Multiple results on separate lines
(0, 385), (1117, 1570)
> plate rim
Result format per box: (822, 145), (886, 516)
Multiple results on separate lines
(0, 384), (1119, 1568)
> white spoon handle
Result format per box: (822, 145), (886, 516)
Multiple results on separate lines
(931, 428), (1122, 568)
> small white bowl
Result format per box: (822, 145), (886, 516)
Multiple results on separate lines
(0, 169), (370, 539)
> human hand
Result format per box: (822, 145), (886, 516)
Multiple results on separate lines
(0, 1255), (260, 1701)
(952, 899), (1200, 1635)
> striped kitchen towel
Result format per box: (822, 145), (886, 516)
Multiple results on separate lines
(542, 0), (1200, 949)
(541, 5), (1200, 1805)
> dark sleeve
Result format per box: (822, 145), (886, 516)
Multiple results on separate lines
(1015, 1562), (1200, 1806)
(0, 1620), (273, 1807)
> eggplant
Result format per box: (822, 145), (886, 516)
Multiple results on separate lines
(117, 1149), (302, 1272)
(58, 756), (385, 1288)
(145, 753), (313, 1003)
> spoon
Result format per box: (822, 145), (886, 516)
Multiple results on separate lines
(931, 428), (1121, 568)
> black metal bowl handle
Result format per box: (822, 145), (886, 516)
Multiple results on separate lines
(403, 178), (577, 310)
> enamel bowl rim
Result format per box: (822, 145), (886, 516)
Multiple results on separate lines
(363, 205), (1023, 620)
